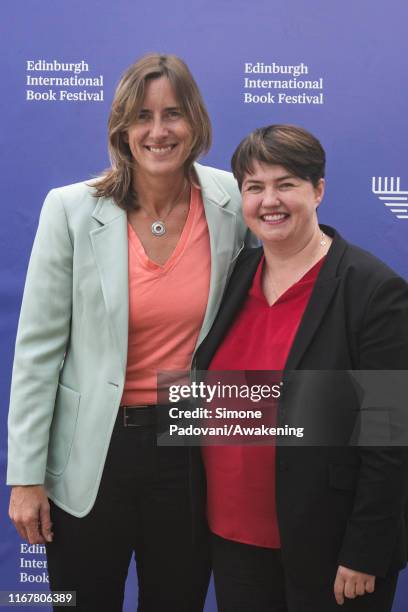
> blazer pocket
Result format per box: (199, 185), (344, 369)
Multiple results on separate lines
(46, 383), (81, 477)
(329, 463), (359, 491)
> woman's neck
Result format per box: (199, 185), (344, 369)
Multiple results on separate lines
(261, 224), (331, 306)
(133, 171), (187, 216)
(263, 225), (331, 277)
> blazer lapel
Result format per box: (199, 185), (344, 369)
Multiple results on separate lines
(90, 197), (129, 373)
(284, 225), (346, 372)
(284, 277), (340, 371)
(194, 164), (241, 347)
(196, 247), (263, 369)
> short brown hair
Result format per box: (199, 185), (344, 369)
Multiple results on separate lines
(231, 124), (325, 190)
(94, 54), (212, 209)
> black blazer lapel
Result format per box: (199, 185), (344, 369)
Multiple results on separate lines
(196, 247), (263, 369)
(285, 225), (347, 371)
(284, 277), (340, 371)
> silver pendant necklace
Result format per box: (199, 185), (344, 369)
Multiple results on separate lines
(320, 231), (327, 247)
(151, 220), (167, 237)
(142, 180), (188, 237)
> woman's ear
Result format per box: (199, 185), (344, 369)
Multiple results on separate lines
(315, 178), (325, 208)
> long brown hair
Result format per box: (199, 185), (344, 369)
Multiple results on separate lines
(94, 53), (212, 210)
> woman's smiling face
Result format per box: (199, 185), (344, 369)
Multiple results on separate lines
(125, 76), (193, 181)
(241, 161), (325, 248)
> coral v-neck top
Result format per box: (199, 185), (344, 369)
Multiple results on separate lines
(202, 255), (324, 548)
(121, 185), (211, 406)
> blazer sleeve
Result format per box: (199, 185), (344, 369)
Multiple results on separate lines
(338, 274), (408, 576)
(7, 189), (73, 486)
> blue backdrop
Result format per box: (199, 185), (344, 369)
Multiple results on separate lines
(1, 0), (407, 609)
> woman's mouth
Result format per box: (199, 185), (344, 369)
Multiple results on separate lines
(261, 213), (289, 224)
(145, 145), (176, 155)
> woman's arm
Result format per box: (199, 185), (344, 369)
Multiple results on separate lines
(338, 275), (408, 577)
(7, 188), (73, 486)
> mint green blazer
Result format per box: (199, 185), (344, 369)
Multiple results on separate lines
(7, 163), (249, 517)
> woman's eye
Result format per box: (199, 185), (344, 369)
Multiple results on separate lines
(167, 110), (182, 119)
(279, 182), (295, 189)
(137, 112), (150, 122)
(246, 185), (261, 192)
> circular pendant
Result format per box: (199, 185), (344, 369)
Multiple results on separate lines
(151, 221), (166, 236)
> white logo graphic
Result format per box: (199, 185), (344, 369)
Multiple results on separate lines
(372, 177), (408, 220)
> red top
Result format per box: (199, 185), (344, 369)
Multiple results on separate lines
(201, 255), (324, 548)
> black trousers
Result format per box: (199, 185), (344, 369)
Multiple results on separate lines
(46, 410), (210, 611)
(211, 534), (399, 612)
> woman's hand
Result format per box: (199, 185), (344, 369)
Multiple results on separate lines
(334, 565), (375, 605)
(9, 485), (53, 544)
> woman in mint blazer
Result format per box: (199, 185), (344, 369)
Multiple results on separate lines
(7, 54), (249, 611)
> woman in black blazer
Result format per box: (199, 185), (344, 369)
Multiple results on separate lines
(195, 125), (408, 611)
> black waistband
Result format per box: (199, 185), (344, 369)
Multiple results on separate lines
(120, 402), (190, 427)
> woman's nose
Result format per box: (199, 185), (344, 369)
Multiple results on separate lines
(150, 117), (169, 139)
(262, 188), (280, 207)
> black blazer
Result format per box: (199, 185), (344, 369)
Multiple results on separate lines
(195, 225), (408, 587)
